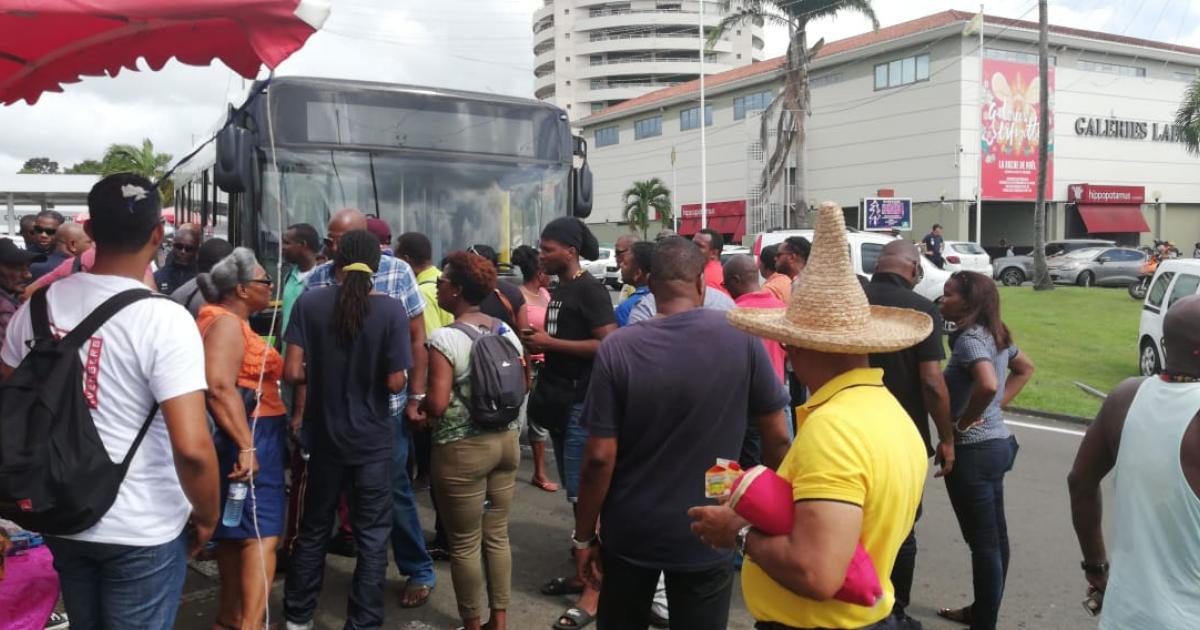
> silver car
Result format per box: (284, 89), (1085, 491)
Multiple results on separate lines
(1046, 247), (1147, 287)
(992, 239), (1116, 286)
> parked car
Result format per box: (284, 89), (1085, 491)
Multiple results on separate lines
(584, 247), (613, 285)
(942, 241), (992, 274)
(1046, 247), (1146, 287)
(1138, 259), (1200, 375)
(992, 239), (1116, 286)
(752, 229), (950, 303)
(720, 245), (750, 265)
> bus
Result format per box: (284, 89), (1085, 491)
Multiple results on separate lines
(171, 76), (592, 273)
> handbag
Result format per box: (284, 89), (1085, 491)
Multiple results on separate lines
(526, 371), (580, 433)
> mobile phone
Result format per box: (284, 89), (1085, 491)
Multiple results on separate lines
(521, 328), (536, 336)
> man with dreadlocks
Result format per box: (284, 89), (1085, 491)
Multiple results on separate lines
(282, 229), (415, 629)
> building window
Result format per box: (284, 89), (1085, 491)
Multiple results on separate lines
(679, 105), (713, 130)
(634, 116), (662, 139)
(595, 126), (619, 148)
(1173, 69), (1199, 82)
(986, 47), (1055, 65)
(809, 72), (844, 88)
(1078, 59), (1146, 77)
(733, 89), (772, 120)
(874, 53), (930, 90)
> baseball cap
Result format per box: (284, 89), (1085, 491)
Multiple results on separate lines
(366, 217), (391, 244)
(86, 173), (162, 235)
(0, 238), (45, 265)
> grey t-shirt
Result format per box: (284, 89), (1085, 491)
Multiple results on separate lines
(944, 325), (1018, 445)
(168, 278), (206, 318)
(626, 286), (734, 324)
(581, 308), (789, 571)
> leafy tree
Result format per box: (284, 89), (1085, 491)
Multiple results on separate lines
(18, 157), (59, 174)
(64, 159), (103, 174)
(622, 178), (672, 240)
(100, 139), (174, 204)
(1178, 75), (1200, 155)
(711, 1), (877, 227)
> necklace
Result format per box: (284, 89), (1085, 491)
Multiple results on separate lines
(568, 268), (585, 281)
(1161, 372), (1200, 383)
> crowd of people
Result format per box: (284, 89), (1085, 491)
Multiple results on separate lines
(0, 172), (1197, 630)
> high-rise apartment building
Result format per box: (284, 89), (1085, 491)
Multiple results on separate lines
(532, 1), (764, 118)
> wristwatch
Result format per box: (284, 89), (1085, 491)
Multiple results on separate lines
(407, 393), (427, 403)
(1081, 560), (1109, 575)
(735, 525), (754, 558)
(571, 531), (598, 550)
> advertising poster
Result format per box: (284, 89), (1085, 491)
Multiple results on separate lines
(863, 197), (912, 231)
(980, 59), (1054, 200)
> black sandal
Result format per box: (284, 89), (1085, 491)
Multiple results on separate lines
(552, 607), (594, 629)
(541, 576), (585, 596)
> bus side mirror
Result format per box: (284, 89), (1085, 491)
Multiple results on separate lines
(572, 161), (593, 219)
(215, 124), (254, 194)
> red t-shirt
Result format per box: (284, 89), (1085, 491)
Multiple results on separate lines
(704, 259), (729, 295)
(734, 291), (787, 383)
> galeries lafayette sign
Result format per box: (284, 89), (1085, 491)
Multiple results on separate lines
(1067, 184), (1145, 204)
(1073, 117), (1184, 143)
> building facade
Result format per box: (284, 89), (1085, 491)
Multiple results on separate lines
(533, 0), (764, 117)
(578, 10), (1200, 251)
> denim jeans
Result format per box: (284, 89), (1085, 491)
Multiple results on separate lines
(549, 402), (586, 502)
(943, 435), (1019, 630)
(597, 549), (733, 630)
(285, 456), (393, 628)
(46, 530), (188, 630)
(890, 503), (923, 619)
(389, 412), (436, 586)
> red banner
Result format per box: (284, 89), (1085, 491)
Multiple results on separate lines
(981, 59), (1054, 200)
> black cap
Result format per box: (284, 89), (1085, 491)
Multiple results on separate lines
(87, 173), (162, 234)
(0, 238), (45, 265)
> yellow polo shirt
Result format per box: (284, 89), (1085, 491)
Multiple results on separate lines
(416, 266), (453, 335)
(742, 368), (927, 628)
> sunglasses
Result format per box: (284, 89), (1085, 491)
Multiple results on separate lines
(173, 243), (196, 253)
(248, 278), (273, 287)
(33, 227), (57, 236)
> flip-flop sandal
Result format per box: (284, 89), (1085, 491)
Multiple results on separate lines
(937, 606), (972, 625)
(531, 478), (560, 492)
(552, 607), (595, 630)
(541, 576), (585, 596)
(399, 582), (433, 608)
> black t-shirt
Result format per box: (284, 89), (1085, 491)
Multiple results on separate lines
(581, 308), (789, 570)
(480, 280), (525, 329)
(864, 272), (945, 456)
(922, 233), (945, 260)
(285, 287), (413, 464)
(544, 272), (615, 390)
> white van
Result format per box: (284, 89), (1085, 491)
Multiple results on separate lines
(1138, 258), (1200, 375)
(752, 229), (952, 303)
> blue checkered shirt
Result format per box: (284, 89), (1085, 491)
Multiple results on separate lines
(305, 255), (425, 416)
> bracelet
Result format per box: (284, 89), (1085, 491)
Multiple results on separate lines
(239, 447), (256, 453)
(1081, 560), (1109, 575)
(735, 524), (754, 558)
(408, 393), (427, 402)
(571, 530), (598, 550)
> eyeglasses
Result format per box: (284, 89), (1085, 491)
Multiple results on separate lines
(435, 277), (449, 286)
(248, 278), (273, 287)
(33, 227), (57, 236)
(173, 243), (196, 253)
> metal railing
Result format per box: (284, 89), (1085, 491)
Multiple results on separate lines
(588, 31), (700, 42)
(588, 80), (687, 90)
(589, 55), (715, 66)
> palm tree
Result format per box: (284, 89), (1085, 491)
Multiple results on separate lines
(622, 178), (672, 240)
(1177, 75), (1200, 155)
(710, 1), (878, 228)
(100, 138), (175, 204)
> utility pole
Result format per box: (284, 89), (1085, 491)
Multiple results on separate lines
(1032, 0), (1053, 290)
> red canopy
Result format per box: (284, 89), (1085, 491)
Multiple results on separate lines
(1077, 204), (1151, 233)
(0, 0), (329, 105)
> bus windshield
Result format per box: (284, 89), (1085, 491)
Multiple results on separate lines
(259, 148), (567, 267)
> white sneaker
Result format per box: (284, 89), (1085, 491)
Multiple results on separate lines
(285, 621), (313, 630)
(44, 611), (69, 630)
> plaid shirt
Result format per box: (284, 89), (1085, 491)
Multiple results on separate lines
(305, 255), (425, 416)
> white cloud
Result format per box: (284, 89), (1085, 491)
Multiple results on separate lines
(0, 0), (1189, 176)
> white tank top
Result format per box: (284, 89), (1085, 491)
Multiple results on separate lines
(1101, 378), (1200, 630)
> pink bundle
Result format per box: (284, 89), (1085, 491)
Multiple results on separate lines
(729, 466), (884, 607)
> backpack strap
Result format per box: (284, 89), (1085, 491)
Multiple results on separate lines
(71, 256), (83, 274)
(493, 288), (516, 327)
(29, 286), (53, 341)
(61, 289), (158, 350)
(448, 320), (486, 342)
(118, 403), (161, 471)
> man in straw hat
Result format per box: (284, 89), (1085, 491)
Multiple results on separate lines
(689, 202), (931, 630)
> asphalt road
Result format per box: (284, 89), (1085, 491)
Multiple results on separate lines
(174, 414), (1107, 630)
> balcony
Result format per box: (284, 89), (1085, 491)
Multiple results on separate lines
(533, 3), (554, 23)
(585, 81), (685, 102)
(578, 59), (730, 80)
(533, 24), (555, 46)
(535, 48), (556, 69)
(575, 34), (731, 56)
(574, 10), (723, 33)
(535, 73), (557, 93)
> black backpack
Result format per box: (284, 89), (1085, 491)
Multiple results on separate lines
(449, 320), (525, 431)
(0, 288), (161, 535)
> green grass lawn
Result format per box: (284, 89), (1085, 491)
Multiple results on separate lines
(996, 285), (1142, 419)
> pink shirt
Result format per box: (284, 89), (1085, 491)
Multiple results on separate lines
(704, 259), (729, 295)
(35, 249), (155, 289)
(734, 291), (787, 383)
(522, 286), (551, 363)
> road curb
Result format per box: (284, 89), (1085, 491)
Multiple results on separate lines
(1006, 405), (1091, 426)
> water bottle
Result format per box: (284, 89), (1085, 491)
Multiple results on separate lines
(222, 481), (248, 527)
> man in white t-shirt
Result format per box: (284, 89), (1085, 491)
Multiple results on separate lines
(1, 173), (219, 629)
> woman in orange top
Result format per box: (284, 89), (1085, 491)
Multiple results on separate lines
(196, 248), (287, 630)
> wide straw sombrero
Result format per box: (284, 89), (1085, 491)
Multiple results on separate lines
(727, 201), (932, 353)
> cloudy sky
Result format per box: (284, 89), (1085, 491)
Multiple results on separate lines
(1, 0), (1196, 175)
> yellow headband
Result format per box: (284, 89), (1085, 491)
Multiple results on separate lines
(342, 262), (373, 274)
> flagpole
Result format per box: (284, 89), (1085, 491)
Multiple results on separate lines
(976, 3), (985, 244)
(699, 0), (708, 230)
(671, 145), (678, 232)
